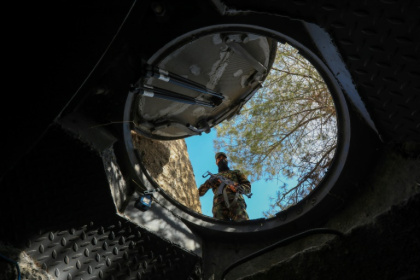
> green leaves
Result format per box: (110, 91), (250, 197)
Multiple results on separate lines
(214, 43), (338, 217)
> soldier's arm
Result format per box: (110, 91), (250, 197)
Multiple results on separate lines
(198, 180), (212, 196)
(236, 171), (251, 194)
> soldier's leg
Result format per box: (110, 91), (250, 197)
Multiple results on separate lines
(229, 199), (249, 222)
(212, 202), (230, 220)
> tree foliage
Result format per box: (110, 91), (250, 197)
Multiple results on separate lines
(214, 43), (338, 217)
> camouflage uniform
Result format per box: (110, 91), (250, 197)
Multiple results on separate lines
(198, 169), (251, 221)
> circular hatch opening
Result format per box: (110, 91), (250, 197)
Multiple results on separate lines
(123, 24), (350, 233)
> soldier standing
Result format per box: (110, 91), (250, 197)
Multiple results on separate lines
(198, 152), (251, 221)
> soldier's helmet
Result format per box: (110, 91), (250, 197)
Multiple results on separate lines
(215, 152), (227, 160)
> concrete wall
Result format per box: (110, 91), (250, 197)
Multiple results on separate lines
(216, 145), (420, 279)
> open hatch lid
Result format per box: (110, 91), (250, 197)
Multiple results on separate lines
(131, 32), (277, 140)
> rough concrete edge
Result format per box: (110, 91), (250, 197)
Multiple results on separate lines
(118, 191), (203, 257)
(238, 147), (420, 279)
(0, 242), (54, 280)
(240, 190), (420, 280)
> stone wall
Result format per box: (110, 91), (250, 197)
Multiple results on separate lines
(131, 131), (202, 213)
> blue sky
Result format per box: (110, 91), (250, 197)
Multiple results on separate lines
(185, 129), (286, 219)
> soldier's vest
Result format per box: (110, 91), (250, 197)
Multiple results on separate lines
(213, 170), (243, 207)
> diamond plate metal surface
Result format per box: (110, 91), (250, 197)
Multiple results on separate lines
(0, 127), (201, 280)
(25, 218), (201, 280)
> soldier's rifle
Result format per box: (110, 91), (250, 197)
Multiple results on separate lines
(202, 171), (253, 199)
